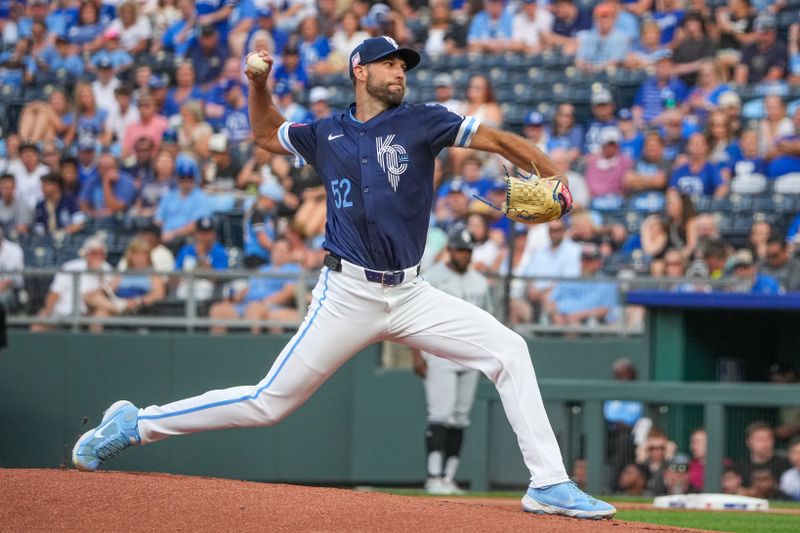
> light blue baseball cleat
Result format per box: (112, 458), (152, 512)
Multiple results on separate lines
(72, 400), (141, 472)
(522, 481), (616, 519)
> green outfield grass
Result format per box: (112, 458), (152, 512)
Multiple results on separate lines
(616, 509), (800, 532)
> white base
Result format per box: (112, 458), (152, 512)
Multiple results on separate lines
(653, 493), (769, 511)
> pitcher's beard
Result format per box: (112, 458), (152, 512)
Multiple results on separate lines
(366, 77), (404, 106)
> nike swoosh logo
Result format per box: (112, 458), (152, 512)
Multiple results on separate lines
(327, 133), (344, 141)
(94, 423), (114, 439)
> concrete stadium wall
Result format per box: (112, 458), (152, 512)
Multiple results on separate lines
(0, 332), (646, 487)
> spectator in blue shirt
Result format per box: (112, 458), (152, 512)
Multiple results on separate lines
(544, 243), (620, 326)
(243, 182), (285, 268)
(273, 83), (312, 125)
(550, 0), (593, 55)
(161, 0), (197, 56)
(633, 50), (687, 125)
(162, 62), (205, 119)
(17, 0), (52, 38)
(175, 216), (228, 271)
(185, 24), (228, 89)
(66, 0), (106, 47)
(78, 154), (137, 219)
(575, 2), (630, 73)
(90, 29), (133, 72)
(297, 16), (330, 74)
(467, 0), (514, 54)
(0, 37), (36, 89)
(41, 35), (85, 78)
(194, 0), (235, 43)
(669, 133), (727, 198)
(34, 172), (86, 235)
(272, 41), (309, 93)
(618, 108), (644, 161)
(652, 0), (684, 46)
(547, 103), (584, 164)
(210, 237), (301, 335)
(731, 249), (782, 294)
(220, 81), (251, 144)
(584, 88), (618, 154)
(766, 133), (800, 179)
(242, 7), (289, 58)
(155, 158), (211, 248)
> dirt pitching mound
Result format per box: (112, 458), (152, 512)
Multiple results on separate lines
(2, 469), (706, 532)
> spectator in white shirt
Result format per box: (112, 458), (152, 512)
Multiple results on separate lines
(105, 85), (140, 147)
(0, 228), (24, 311)
(30, 235), (113, 332)
(91, 58), (121, 119)
(7, 143), (48, 210)
(107, 0), (153, 55)
(511, 0), (554, 53)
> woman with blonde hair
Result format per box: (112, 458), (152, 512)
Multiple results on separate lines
(69, 82), (108, 145)
(177, 100), (212, 160)
(84, 237), (165, 332)
(108, 0), (153, 55)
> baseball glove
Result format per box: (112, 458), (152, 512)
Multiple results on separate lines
(475, 164), (573, 224)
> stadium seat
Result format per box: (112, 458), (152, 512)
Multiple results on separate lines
(728, 194), (754, 212)
(730, 173), (768, 195)
(773, 173), (800, 195)
(627, 192), (666, 213)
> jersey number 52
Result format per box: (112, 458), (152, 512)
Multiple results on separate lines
(331, 178), (353, 209)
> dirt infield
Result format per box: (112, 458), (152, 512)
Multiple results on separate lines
(2, 469), (709, 532)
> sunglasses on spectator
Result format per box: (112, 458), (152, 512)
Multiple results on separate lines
(647, 445), (665, 451)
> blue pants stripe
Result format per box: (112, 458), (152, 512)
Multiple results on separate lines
(138, 269), (331, 421)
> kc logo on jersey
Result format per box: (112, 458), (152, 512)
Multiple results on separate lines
(376, 134), (408, 191)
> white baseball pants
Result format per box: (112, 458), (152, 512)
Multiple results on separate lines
(421, 352), (480, 428)
(138, 263), (569, 487)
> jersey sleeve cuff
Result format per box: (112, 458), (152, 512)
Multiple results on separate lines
(277, 121), (307, 167)
(454, 116), (480, 148)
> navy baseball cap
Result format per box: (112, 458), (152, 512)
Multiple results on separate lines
(195, 217), (215, 232)
(348, 36), (421, 80)
(148, 74), (167, 89)
(524, 111), (545, 126)
(97, 56), (113, 69)
(618, 108), (633, 121)
(176, 157), (198, 179)
(447, 225), (475, 251)
(273, 82), (292, 97)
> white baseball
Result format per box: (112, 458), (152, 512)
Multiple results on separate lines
(246, 53), (269, 75)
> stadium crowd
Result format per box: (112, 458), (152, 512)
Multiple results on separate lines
(590, 359), (800, 500)
(0, 0), (800, 330)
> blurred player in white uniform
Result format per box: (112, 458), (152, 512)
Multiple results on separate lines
(413, 225), (491, 495)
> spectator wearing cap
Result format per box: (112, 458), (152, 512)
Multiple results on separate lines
(467, 0), (514, 54)
(584, 88), (617, 154)
(90, 28), (134, 72)
(575, 2), (630, 73)
(238, 6), (289, 59)
(309, 86), (333, 120)
(273, 82), (312, 124)
(107, 1), (152, 54)
(672, 12), (717, 87)
(121, 93), (168, 158)
(76, 135), (99, 186)
(243, 182), (285, 268)
(735, 14), (787, 85)
(625, 19), (669, 71)
(40, 35), (85, 78)
(33, 172), (85, 236)
(522, 111), (549, 153)
(161, 0), (199, 56)
(162, 62), (204, 119)
(186, 24), (229, 89)
(220, 80), (251, 145)
(658, 108), (696, 164)
(148, 74), (170, 114)
(90, 56), (122, 117)
(205, 133), (244, 192)
(669, 133), (727, 198)
(510, 0), (554, 54)
(105, 85), (140, 148)
(8, 142), (48, 210)
(30, 235), (112, 333)
(543, 242), (620, 326)
(272, 41), (309, 93)
(175, 217), (229, 272)
(546, 103), (583, 164)
(624, 131), (670, 194)
(550, 0), (593, 55)
(0, 174), (32, 237)
(330, 10), (370, 63)
(429, 74), (462, 113)
(617, 108), (644, 161)
(632, 50), (687, 126)
(434, 179), (471, 232)
(155, 157), (212, 248)
(585, 127), (634, 199)
(79, 153), (138, 219)
(731, 249), (782, 294)
(84, 236), (166, 332)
